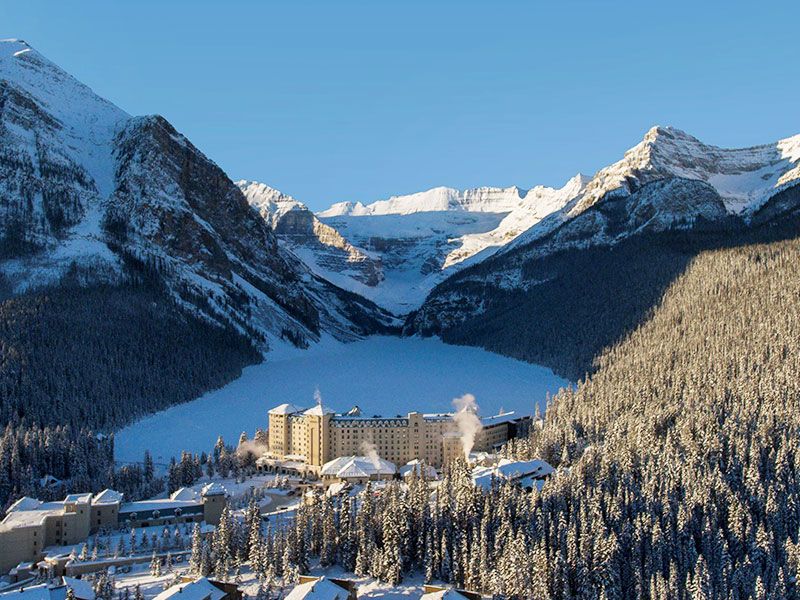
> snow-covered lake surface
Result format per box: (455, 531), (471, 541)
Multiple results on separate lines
(114, 336), (569, 464)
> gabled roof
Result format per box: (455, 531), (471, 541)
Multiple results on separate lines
(7, 496), (42, 512)
(480, 411), (519, 426)
(494, 458), (553, 480)
(170, 487), (201, 502)
(268, 403), (305, 415)
(420, 588), (473, 600)
(63, 577), (95, 600)
(92, 489), (123, 505)
(321, 456), (396, 478)
(304, 404), (335, 416)
(472, 459), (554, 490)
(152, 578), (226, 600)
(336, 461), (370, 479)
(201, 482), (228, 497)
(284, 577), (349, 600)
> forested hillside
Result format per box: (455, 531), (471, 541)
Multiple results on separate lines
(215, 222), (800, 600)
(0, 269), (260, 507)
(498, 227), (800, 598)
(406, 183), (800, 382)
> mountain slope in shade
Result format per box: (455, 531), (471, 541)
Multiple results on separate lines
(405, 126), (800, 379)
(0, 39), (393, 353)
(237, 180), (384, 287)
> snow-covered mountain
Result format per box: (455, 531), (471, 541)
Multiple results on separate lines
(309, 176), (589, 312)
(237, 181), (384, 287)
(0, 39), (394, 352)
(314, 126), (800, 314)
(405, 126), (800, 366)
(506, 126), (800, 252)
(240, 126), (800, 316)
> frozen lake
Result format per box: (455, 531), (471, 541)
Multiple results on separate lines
(114, 336), (569, 464)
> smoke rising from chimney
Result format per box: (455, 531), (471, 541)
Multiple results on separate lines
(452, 393), (483, 458)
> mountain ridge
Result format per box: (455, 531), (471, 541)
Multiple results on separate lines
(0, 38), (394, 355)
(242, 126), (799, 315)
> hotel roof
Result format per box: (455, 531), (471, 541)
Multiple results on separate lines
(7, 496), (42, 512)
(201, 482), (228, 497)
(304, 404), (336, 416)
(0, 501), (64, 532)
(63, 493), (91, 504)
(268, 403), (305, 415)
(92, 489), (123, 505)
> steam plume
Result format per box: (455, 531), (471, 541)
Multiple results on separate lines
(360, 439), (382, 470)
(452, 393), (483, 458)
(237, 439), (269, 459)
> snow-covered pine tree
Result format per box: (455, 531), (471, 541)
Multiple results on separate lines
(150, 551), (161, 577)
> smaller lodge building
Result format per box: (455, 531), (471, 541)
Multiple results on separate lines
(0, 483), (228, 576)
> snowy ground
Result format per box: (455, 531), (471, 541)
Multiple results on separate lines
(111, 558), (440, 600)
(115, 336), (569, 464)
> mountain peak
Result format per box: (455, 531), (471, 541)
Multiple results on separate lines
(0, 39), (34, 60)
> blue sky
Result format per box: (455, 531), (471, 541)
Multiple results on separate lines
(4, 1), (799, 211)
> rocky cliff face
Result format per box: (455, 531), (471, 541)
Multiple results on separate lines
(238, 181), (384, 287)
(309, 177), (588, 313)
(0, 39), (394, 352)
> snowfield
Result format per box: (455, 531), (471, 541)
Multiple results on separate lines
(114, 336), (569, 464)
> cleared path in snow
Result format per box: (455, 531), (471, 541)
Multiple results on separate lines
(114, 336), (569, 463)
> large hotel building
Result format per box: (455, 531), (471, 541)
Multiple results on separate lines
(265, 402), (530, 470)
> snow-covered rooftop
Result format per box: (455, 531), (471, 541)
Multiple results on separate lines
(269, 403), (305, 415)
(91, 489), (123, 505)
(201, 482), (228, 497)
(304, 404), (336, 416)
(152, 578), (226, 600)
(63, 493), (91, 504)
(420, 588), (474, 600)
(62, 577), (95, 600)
(480, 411), (519, 426)
(284, 577), (350, 600)
(472, 458), (554, 490)
(170, 487), (201, 502)
(400, 460), (438, 479)
(0, 577), (94, 600)
(7, 496), (42, 512)
(0, 501), (64, 531)
(321, 456), (396, 478)
(118, 498), (202, 515)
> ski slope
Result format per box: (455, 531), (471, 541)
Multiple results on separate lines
(114, 336), (569, 464)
